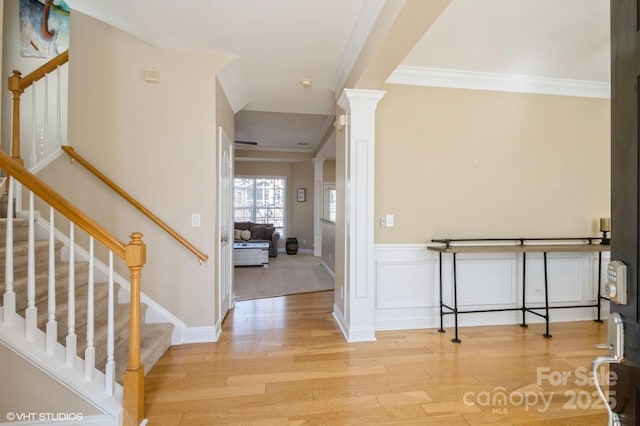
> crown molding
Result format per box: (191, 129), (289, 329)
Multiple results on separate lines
(331, 0), (386, 94)
(387, 66), (610, 99)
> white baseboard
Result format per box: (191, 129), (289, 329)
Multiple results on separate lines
(181, 326), (221, 344)
(332, 304), (376, 342)
(277, 248), (314, 255)
(321, 260), (335, 280)
(332, 305), (349, 340)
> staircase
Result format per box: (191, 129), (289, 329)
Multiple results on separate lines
(2, 49), (205, 425)
(0, 195), (174, 425)
(1, 217), (174, 382)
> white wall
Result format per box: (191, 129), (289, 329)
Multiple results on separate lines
(37, 11), (235, 327)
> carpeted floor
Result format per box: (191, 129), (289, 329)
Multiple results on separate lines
(233, 253), (334, 300)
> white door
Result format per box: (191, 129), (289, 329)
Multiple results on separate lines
(218, 127), (233, 324)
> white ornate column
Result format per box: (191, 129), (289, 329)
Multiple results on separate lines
(313, 156), (325, 257)
(336, 89), (385, 342)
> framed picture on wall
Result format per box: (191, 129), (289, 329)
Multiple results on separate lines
(297, 188), (306, 202)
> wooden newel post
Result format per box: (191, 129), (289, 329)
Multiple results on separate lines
(8, 71), (24, 165)
(123, 232), (146, 426)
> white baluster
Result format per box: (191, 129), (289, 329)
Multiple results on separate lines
(66, 223), (76, 366)
(46, 207), (57, 354)
(105, 251), (115, 395)
(3, 177), (15, 325)
(43, 73), (49, 157)
(25, 192), (36, 340)
(30, 84), (37, 166)
(56, 66), (62, 148)
(84, 237), (95, 380)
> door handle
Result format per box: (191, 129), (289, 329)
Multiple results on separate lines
(591, 312), (623, 426)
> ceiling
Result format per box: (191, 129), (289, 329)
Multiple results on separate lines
(65, 0), (610, 158)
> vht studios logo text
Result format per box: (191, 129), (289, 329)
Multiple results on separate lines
(5, 412), (84, 422)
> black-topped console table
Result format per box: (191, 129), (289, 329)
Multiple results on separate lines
(428, 238), (610, 343)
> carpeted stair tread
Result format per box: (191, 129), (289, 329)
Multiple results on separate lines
(75, 304), (149, 364)
(0, 240), (64, 276)
(93, 303), (149, 371)
(8, 262), (90, 312)
(0, 218), (29, 242)
(31, 281), (111, 336)
(113, 322), (174, 384)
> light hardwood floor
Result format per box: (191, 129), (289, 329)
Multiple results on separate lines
(145, 291), (609, 425)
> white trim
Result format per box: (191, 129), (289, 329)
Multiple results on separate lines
(181, 325), (221, 344)
(332, 304), (374, 342)
(312, 157), (325, 257)
(321, 260), (335, 280)
(387, 66), (611, 99)
(337, 89), (385, 343)
(28, 147), (65, 175)
(331, 0), (386, 93)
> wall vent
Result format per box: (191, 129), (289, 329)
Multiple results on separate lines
(144, 68), (160, 83)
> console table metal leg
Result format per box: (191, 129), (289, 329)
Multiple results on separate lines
(438, 252), (445, 333)
(543, 252), (552, 338)
(452, 253), (461, 343)
(595, 251), (604, 323)
(521, 252), (528, 328)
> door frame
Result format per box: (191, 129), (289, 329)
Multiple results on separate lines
(217, 126), (234, 330)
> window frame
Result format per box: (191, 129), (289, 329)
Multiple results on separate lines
(324, 182), (336, 222)
(234, 175), (287, 237)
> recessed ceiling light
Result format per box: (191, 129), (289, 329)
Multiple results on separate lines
(300, 78), (312, 88)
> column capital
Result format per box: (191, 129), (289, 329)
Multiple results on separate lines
(312, 156), (327, 165)
(338, 89), (386, 111)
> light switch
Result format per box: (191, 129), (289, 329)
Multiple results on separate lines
(191, 213), (201, 227)
(386, 214), (394, 227)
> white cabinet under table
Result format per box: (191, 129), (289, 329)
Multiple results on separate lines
(234, 241), (269, 267)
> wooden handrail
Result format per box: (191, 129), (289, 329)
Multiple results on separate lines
(15, 50), (69, 91)
(0, 150), (126, 258)
(61, 146), (209, 263)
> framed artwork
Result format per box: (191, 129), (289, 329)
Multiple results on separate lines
(20, 0), (70, 58)
(297, 188), (306, 202)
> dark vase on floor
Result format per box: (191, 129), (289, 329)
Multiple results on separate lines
(286, 237), (298, 255)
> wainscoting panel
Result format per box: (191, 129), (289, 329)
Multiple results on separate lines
(374, 244), (610, 331)
(523, 253), (585, 304)
(376, 258), (437, 309)
(454, 255), (518, 306)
